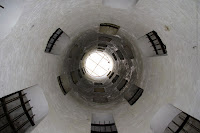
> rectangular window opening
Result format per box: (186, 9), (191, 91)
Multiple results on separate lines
(98, 43), (108, 48)
(117, 79), (128, 91)
(109, 72), (114, 79)
(116, 50), (124, 60)
(107, 71), (111, 76)
(94, 83), (103, 86)
(112, 53), (117, 61)
(112, 75), (119, 83)
(94, 88), (105, 93)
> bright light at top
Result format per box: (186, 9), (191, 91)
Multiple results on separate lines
(85, 51), (113, 78)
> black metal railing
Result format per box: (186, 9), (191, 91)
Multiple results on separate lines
(100, 23), (120, 30)
(107, 71), (111, 76)
(45, 28), (63, 53)
(112, 75), (119, 83)
(126, 88), (143, 105)
(78, 69), (82, 79)
(98, 43), (108, 48)
(94, 83), (103, 86)
(81, 68), (86, 75)
(117, 79), (128, 91)
(57, 76), (67, 95)
(97, 47), (105, 51)
(112, 53), (117, 61)
(94, 88), (105, 93)
(81, 53), (85, 60)
(91, 121), (118, 133)
(0, 90), (35, 133)
(166, 112), (200, 133)
(109, 72), (114, 79)
(146, 31), (167, 55)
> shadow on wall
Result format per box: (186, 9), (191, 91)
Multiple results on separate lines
(0, 0), (24, 41)
(0, 85), (48, 133)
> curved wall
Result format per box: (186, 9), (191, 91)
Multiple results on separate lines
(0, 0), (24, 40)
(0, 0), (199, 133)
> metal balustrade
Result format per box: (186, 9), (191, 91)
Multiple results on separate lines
(57, 76), (67, 95)
(107, 71), (111, 76)
(124, 85), (143, 106)
(45, 28), (63, 53)
(165, 112), (200, 133)
(94, 83), (103, 86)
(146, 31), (167, 55)
(109, 72), (114, 79)
(81, 68), (86, 75)
(112, 53), (117, 61)
(0, 90), (35, 133)
(112, 75), (119, 83)
(100, 23), (120, 30)
(127, 88), (143, 105)
(98, 43), (108, 48)
(117, 79), (128, 91)
(91, 122), (118, 133)
(99, 23), (120, 35)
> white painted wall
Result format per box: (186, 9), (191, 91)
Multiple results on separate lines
(0, 0), (199, 133)
(102, 0), (138, 9)
(0, 0), (24, 40)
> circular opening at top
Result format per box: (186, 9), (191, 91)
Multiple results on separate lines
(84, 51), (114, 78)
